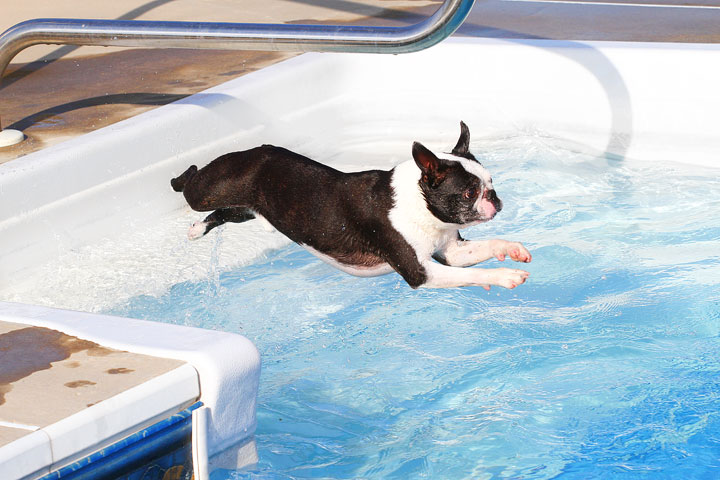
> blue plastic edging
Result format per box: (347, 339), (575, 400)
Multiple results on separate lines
(39, 401), (202, 480)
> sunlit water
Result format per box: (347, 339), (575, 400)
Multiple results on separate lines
(98, 135), (719, 479)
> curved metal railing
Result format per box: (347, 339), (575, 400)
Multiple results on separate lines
(0, 0), (474, 139)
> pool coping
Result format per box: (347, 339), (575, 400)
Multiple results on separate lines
(0, 319), (195, 475)
(0, 301), (261, 478)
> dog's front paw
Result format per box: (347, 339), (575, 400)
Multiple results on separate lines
(488, 267), (530, 290)
(492, 240), (532, 263)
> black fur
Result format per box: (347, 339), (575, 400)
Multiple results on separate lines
(170, 165), (197, 192)
(451, 120), (479, 162)
(198, 207), (256, 237)
(171, 122), (508, 289)
(413, 140), (500, 225)
(172, 145), (429, 287)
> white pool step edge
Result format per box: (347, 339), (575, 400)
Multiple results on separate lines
(0, 301), (261, 479)
(0, 364), (198, 479)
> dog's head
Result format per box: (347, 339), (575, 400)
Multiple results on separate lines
(412, 121), (502, 226)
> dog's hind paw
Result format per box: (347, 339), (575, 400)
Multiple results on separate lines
(187, 221), (208, 241)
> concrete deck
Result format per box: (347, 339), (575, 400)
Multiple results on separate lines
(1, 0), (719, 163)
(0, 320), (185, 450)
(0, 0), (438, 162)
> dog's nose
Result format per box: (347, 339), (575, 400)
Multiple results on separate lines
(484, 189), (502, 213)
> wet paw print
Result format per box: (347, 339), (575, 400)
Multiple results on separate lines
(64, 380), (96, 388)
(106, 367), (135, 375)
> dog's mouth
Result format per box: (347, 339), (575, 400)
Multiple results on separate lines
(478, 190), (502, 220)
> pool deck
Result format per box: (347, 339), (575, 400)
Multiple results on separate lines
(1, 0), (720, 163)
(0, 321), (186, 450)
(0, 301), (260, 479)
(0, 314), (202, 479)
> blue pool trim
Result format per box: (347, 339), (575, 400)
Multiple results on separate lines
(39, 401), (202, 480)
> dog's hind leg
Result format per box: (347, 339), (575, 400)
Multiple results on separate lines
(188, 207), (256, 240)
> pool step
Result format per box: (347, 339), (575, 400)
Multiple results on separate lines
(0, 320), (199, 479)
(0, 304), (261, 479)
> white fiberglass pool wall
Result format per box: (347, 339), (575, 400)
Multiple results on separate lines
(2, 38), (719, 300)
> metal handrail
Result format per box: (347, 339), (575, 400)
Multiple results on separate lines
(0, 0), (474, 135)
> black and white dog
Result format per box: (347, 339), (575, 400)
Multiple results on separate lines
(171, 122), (531, 290)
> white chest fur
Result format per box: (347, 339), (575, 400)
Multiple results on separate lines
(388, 161), (459, 260)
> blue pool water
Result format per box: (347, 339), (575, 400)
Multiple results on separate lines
(110, 137), (720, 479)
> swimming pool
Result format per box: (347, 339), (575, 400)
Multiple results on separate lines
(105, 135), (720, 478)
(1, 38), (719, 478)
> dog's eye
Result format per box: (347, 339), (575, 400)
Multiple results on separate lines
(463, 187), (478, 200)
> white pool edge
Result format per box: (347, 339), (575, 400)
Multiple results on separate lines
(1, 38), (719, 292)
(0, 364), (199, 479)
(0, 301), (260, 478)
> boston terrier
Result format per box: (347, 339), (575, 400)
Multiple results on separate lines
(171, 122), (531, 290)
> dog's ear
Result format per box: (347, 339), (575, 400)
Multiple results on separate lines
(413, 141), (447, 188)
(451, 121), (471, 156)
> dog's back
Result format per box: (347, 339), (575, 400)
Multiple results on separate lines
(172, 144), (397, 266)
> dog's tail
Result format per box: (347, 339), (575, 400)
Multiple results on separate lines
(171, 165), (198, 192)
